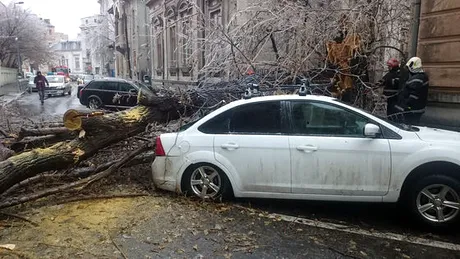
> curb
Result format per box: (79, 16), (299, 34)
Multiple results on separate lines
(0, 90), (27, 108)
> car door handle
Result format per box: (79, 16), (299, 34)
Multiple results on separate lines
(296, 145), (318, 152)
(221, 143), (239, 150)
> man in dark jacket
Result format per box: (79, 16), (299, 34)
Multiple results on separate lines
(395, 57), (429, 125)
(34, 71), (49, 105)
(380, 58), (400, 116)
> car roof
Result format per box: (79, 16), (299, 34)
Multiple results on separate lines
(91, 78), (134, 83)
(229, 94), (336, 106)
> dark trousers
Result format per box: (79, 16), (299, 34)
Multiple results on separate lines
(386, 96), (398, 116)
(38, 88), (45, 104)
(404, 112), (423, 125)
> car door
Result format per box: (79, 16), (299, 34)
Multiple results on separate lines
(118, 82), (138, 107)
(211, 101), (292, 193)
(288, 100), (391, 196)
(100, 81), (120, 106)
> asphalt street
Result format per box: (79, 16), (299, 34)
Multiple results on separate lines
(3, 85), (460, 258)
(12, 83), (87, 119)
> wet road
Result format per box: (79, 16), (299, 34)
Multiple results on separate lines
(12, 83), (88, 119)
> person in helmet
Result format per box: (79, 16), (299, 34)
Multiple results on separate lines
(33, 71), (49, 105)
(379, 58), (400, 116)
(395, 57), (429, 125)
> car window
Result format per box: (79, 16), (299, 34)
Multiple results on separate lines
(46, 76), (64, 83)
(85, 81), (103, 90)
(102, 82), (118, 91)
(230, 101), (282, 134)
(119, 83), (135, 92)
(290, 101), (369, 137)
(198, 110), (232, 134)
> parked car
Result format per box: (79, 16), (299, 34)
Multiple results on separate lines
(27, 76), (36, 93)
(45, 75), (72, 96)
(82, 74), (95, 85)
(151, 94), (460, 228)
(78, 78), (143, 109)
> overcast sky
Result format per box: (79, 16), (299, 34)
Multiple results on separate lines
(6, 0), (100, 39)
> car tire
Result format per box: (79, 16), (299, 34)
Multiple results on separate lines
(408, 174), (460, 228)
(68, 89), (71, 95)
(88, 97), (102, 109)
(182, 163), (233, 201)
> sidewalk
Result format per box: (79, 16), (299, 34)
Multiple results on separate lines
(420, 103), (460, 132)
(0, 80), (28, 106)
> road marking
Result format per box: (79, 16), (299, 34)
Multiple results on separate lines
(268, 212), (460, 251)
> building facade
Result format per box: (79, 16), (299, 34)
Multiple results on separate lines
(112, 0), (149, 80)
(145, 0), (233, 85)
(52, 40), (84, 74)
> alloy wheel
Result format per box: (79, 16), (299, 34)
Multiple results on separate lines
(416, 184), (460, 223)
(190, 166), (222, 199)
(88, 98), (101, 109)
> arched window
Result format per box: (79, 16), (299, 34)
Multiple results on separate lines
(166, 7), (178, 75)
(179, 1), (193, 72)
(153, 17), (164, 75)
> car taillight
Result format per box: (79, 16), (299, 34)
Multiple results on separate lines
(155, 136), (166, 156)
(79, 88), (83, 97)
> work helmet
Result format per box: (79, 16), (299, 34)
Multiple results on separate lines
(386, 58), (399, 68)
(406, 57), (423, 73)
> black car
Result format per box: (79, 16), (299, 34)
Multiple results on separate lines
(78, 78), (143, 109)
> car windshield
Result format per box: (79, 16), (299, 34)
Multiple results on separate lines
(46, 76), (64, 83)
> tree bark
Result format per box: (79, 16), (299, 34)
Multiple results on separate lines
(0, 85), (241, 194)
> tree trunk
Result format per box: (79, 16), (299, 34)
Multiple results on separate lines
(0, 85), (242, 194)
(0, 98), (178, 193)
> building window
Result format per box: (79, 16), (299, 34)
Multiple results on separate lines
(153, 17), (164, 76)
(75, 56), (80, 70)
(169, 25), (177, 68)
(179, 2), (192, 73)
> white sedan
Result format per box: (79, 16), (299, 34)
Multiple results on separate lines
(152, 94), (460, 228)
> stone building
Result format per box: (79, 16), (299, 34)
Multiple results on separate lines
(111, 0), (149, 80)
(52, 40), (84, 74)
(145, 0), (233, 86)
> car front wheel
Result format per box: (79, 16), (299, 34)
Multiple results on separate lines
(88, 97), (102, 109)
(182, 163), (232, 200)
(409, 175), (460, 228)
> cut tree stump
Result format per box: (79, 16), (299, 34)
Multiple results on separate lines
(0, 84), (242, 195)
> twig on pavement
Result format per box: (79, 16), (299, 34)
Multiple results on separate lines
(0, 212), (38, 226)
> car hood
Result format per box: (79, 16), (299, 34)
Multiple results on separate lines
(415, 127), (460, 143)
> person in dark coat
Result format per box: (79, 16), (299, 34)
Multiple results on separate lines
(34, 71), (49, 105)
(380, 58), (400, 116)
(395, 57), (429, 125)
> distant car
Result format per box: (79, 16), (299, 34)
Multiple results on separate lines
(152, 94), (460, 228)
(27, 76), (36, 93)
(82, 75), (94, 84)
(78, 78), (145, 109)
(45, 75), (72, 96)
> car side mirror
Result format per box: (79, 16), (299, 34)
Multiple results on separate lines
(364, 123), (381, 138)
(129, 89), (138, 94)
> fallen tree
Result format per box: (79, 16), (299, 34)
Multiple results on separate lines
(0, 84), (244, 198)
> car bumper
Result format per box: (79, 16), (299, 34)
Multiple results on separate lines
(151, 156), (182, 193)
(45, 87), (67, 95)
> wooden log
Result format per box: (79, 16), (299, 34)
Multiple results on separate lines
(0, 84), (242, 194)
(0, 104), (173, 193)
(18, 127), (70, 139)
